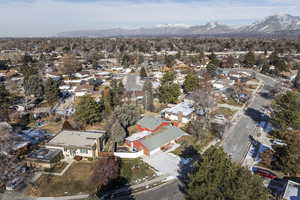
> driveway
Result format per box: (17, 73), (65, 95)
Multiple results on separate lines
(142, 151), (181, 178)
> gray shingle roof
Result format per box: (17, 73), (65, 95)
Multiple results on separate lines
(137, 116), (168, 130)
(140, 126), (186, 151)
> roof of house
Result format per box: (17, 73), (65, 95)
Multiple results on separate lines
(47, 130), (105, 149)
(283, 180), (300, 200)
(140, 126), (187, 151)
(26, 148), (62, 162)
(164, 102), (194, 116)
(126, 131), (152, 142)
(137, 116), (168, 130)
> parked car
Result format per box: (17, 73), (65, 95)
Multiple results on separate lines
(252, 167), (277, 179)
(271, 139), (287, 146)
(5, 177), (25, 191)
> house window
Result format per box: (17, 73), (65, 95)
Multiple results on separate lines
(80, 149), (88, 154)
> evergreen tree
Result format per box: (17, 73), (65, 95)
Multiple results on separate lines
(0, 84), (11, 121)
(183, 72), (200, 93)
(294, 70), (300, 89)
(113, 104), (140, 129)
(161, 71), (175, 84)
(208, 52), (220, 67)
(186, 147), (268, 200)
(23, 75), (44, 97)
(244, 51), (256, 67)
(44, 78), (60, 105)
(158, 83), (181, 104)
(271, 91), (300, 130)
(143, 80), (154, 112)
(110, 120), (127, 144)
(206, 62), (217, 77)
(75, 95), (103, 125)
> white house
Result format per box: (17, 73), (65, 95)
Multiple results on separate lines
(162, 102), (194, 124)
(46, 130), (106, 159)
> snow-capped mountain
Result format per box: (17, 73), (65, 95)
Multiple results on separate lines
(57, 14), (300, 37)
(240, 14), (300, 33)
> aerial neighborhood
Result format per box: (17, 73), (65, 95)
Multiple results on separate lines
(0, 35), (300, 200)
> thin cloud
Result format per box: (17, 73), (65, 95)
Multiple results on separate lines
(0, 0), (299, 37)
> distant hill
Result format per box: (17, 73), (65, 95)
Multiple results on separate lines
(57, 14), (300, 38)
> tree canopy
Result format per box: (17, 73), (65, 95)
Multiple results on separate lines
(143, 80), (154, 112)
(113, 104), (140, 129)
(0, 84), (12, 121)
(158, 83), (181, 104)
(183, 72), (200, 93)
(44, 78), (60, 105)
(75, 95), (103, 125)
(271, 91), (300, 130)
(244, 51), (256, 67)
(186, 147), (268, 200)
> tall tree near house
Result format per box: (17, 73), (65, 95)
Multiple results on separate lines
(294, 70), (300, 89)
(44, 78), (60, 105)
(110, 80), (124, 107)
(271, 91), (300, 130)
(140, 66), (148, 79)
(272, 130), (300, 176)
(143, 80), (154, 112)
(206, 62), (217, 77)
(164, 55), (175, 68)
(75, 95), (103, 125)
(59, 54), (81, 76)
(183, 72), (200, 93)
(110, 120), (127, 151)
(186, 147), (268, 200)
(161, 71), (175, 84)
(0, 84), (11, 121)
(113, 104), (140, 130)
(208, 52), (220, 67)
(158, 83), (181, 104)
(90, 157), (120, 193)
(244, 51), (256, 67)
(23, 75), (44, 98)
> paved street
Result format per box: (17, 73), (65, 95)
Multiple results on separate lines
(135, 181), (184, 200)
(222, 70), (276, 162)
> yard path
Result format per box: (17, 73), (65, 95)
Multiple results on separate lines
(41, 160), (74, 176)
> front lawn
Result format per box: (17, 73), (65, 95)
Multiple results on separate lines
(28, 161), (97, 197)
(120, 158), (157, 185)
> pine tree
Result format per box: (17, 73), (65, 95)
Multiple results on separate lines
(294, 70), (300, 89)
(206, 62), (217, 77)
(0, 84), (11, 121)
(186, 147), (268, 200)
(143, 80), (154, 112)
(75, 95), (103, 125)
(183, 72), (200, 93)
(44, 78), (60, 105)
(158, 83), (181, 104)
(244, 51), (256, 67)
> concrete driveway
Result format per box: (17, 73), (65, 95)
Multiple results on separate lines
(142, 151), (181, 178)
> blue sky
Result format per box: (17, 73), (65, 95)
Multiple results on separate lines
(0, 0), (300, 37)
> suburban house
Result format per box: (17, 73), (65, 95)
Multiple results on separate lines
(136, 116), (171, 132)
(45, 130), (106, 159)
(26, 148), (63, 169)
(162, 102), (195, 124)
(125, 116), (187, 156)
(126, 126), (187, 156)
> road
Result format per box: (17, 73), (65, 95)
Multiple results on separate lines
(135, 70), (277, 200)
(222, 70), (276, 162)
(134, 181), (184, 200)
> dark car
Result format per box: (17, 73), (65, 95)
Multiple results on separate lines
(252, 167), (278, 179)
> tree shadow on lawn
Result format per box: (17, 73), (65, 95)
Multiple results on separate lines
(245, 107), (270, 123)
(177, 145), (201, 198)
(96, 177), (135, 200)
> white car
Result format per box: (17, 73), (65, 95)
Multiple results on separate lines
(271, 139), (287, 146)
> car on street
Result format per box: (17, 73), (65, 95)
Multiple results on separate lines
(252, 167), (278, 179)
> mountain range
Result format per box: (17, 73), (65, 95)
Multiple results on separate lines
(57, 14), (300, 37)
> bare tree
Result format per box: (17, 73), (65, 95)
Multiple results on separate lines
(59, 54), (81, 76)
